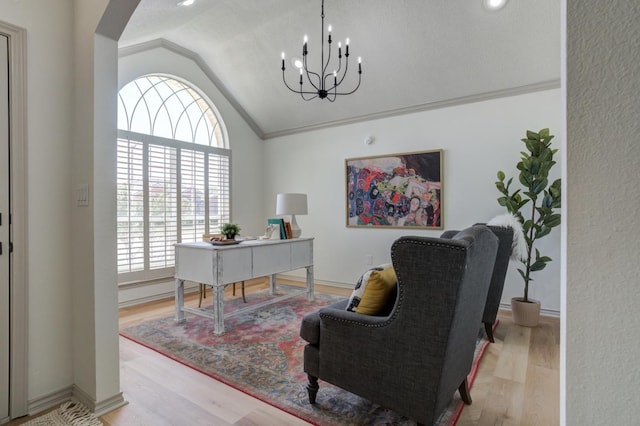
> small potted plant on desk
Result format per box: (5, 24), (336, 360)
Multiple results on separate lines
(495, 128), (561, 327)
(221, 223), (241, 240)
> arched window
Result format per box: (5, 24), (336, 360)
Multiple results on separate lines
(116, 75), (230, 282)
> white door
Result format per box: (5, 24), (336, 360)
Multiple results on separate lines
(0, 33), (10, 423)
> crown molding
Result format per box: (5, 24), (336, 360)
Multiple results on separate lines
(119, 39), (560, 142)
(263, 79), (561, 139)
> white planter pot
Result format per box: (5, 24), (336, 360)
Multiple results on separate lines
(511, 297), (541, 327)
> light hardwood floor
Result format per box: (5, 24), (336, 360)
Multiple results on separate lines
(11, 279), (560, 425)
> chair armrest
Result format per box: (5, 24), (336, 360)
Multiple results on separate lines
(319, 306), (391, 328)
(300, 299), (351, 344)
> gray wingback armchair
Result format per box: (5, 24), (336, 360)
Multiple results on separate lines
(299, 225), (498, 425)
(441, 224), (514, 343)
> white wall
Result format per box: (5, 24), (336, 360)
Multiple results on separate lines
(265, 89), (562, 313)
(565, 1), (640, 424)
(0, 0), (75, 400)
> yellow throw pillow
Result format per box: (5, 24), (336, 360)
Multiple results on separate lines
(357, 267), (397, 315)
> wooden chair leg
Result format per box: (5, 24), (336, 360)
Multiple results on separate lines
(458, 377), (472, 405)
(241, 281), (246, 303)
(307, 374), (319, 404)
(198, 284), (205, 308)
(484, 322), (495, 343)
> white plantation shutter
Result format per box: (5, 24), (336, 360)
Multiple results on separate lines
(148, 144), (178, 270)
(180, 149), (206, 243)
(117, 138), (144, 273)
(208, 153), (230, 232)
(117, 75), (230, 283)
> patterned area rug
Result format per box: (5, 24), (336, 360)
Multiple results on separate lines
(120, 286), (493, 426)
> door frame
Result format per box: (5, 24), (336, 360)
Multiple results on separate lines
(0, 20), (28, 419)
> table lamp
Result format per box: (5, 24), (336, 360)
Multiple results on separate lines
(276, 193), (308, 238)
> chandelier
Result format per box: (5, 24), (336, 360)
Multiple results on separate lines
(281, 0), (362, 101)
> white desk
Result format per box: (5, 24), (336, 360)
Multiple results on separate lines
(174, 237), (314, 335)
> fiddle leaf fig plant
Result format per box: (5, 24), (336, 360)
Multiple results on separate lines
(496, 128), (561, 302)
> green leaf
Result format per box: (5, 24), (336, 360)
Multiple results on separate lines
(526, 130), (539, 141)
(530, 261), (547, 272)
(525, 138), (537, 154)
(539, 128), (550, 138)
(517, 268), (528, 283)
(545, 215), (562, 228)
(536, 227), (551, 239)
(497, 170), (505, 180)
(529, 157), (540, 174)
(532, 178), (548, 194)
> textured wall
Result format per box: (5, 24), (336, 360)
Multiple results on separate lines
(565, 1), (640, 424)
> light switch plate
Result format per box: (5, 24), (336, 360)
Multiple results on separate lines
(76, 183), (89, 207)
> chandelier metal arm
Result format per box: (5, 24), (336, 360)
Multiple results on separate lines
(282, 71), (321, 98)
(333, 73), (362, 96)
(335, 56), (350, 87)
(323, 79), (360, 102)
(282, 71), (319, 97)
(302, 54), (321, 91)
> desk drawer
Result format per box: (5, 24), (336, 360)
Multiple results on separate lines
(218, 248), (253, 283)
(291, 240), (313, 269)
(253, 244), (291, 276)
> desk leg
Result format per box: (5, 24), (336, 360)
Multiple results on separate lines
(269, 274), (276, 295)
(306, 266), (314, 301)
(175, 278), (186, 323)
(212, 285), (225, 335)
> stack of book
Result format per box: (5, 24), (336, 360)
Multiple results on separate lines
(267, 218), (293, 239)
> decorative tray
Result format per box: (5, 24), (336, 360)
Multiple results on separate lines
(209, 239), (241, 246)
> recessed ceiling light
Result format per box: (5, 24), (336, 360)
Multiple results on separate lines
(291, 57), (303, 69)
(483, 0), (508, 11)
(178, 0), (194, 6)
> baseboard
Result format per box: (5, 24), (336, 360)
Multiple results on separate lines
(73, 385), (128, 417)
(119, 274), (352, 308)
(499, 302), (560, 318)
(25, 385), (128, 418)
(118, 285), (199, 308)
(276, 273), (354, 290)
(26, 386), (73, 416)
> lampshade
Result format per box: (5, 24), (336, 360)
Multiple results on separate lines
(276, 193), (308, 238)
(276, 193), (308, 216)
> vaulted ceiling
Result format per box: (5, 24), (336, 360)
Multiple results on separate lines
(119, 0), (561, 139)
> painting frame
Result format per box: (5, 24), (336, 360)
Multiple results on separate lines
(346, 149), (443, 230)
